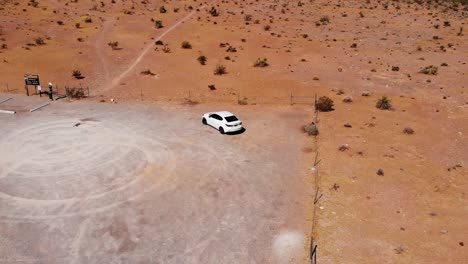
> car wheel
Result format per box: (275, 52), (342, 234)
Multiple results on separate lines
(202, 118), (207, 125)
(219, 127), (225, 134)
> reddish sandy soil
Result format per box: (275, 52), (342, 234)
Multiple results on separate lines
(0, 0), (467, 263)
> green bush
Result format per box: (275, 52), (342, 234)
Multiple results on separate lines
(304, 122), (319, 136)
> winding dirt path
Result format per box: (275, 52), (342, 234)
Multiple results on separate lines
(104, 2), (215, 91)
(95, 18), (116, 81)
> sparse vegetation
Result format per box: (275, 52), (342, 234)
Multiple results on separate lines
(304, 122), (319, 136)
(209, 7), (219, 17)
(254, 58), (269, 67)
(376, 96), (392, 110)
(197, 55), (207, 65)
(72, 70), (83, 79)
(155, 20), (163, 28)
(107, 41), (119, 50)
(140, 69), (156, 76)
(316, 96), (334, 112)
(34, 37), (45, 45)
(403, 127), (415, 134)
(181, 41), (192, 49)
(420, 65), (438, 75)
(214, 64), (226, 75)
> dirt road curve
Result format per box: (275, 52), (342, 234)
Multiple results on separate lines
(0, 95), (310, 264)
(105, 1), (216, 91)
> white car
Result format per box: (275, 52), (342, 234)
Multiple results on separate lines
(202, 111), (243, 134)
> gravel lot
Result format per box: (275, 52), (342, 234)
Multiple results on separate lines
(0, 95), (311, 264)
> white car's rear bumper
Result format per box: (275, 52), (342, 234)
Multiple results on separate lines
(225, 125), (243, 133)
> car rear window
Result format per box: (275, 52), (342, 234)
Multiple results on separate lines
(224, 115), (239, 122)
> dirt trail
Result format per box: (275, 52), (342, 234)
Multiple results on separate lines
(95, 18), (116, 81)
(104, 2), (215, 92)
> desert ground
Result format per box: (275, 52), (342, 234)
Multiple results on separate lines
(0, 0), (467, 263)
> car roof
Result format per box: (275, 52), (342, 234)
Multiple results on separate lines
(212, 111), (235, 117)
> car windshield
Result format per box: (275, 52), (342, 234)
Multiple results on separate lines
(224, 115), (239, 122)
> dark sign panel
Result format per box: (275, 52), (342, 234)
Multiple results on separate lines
(24, 74), (40, 86)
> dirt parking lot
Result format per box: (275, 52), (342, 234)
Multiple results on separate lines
(0, 95), (313, 264)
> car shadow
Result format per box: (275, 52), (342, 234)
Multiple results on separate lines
(226, 127), (246, 135)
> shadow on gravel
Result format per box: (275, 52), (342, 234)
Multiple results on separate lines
(226, 127), (246, 135)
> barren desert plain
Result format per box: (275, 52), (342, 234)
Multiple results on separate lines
(0, 0), (467, 263)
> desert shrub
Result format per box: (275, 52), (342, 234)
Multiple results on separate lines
(319, 15), (330, 25)
(181, 41), (192, 49)
(209, 7), (219, 17)
(197, 55), (207, 65)
(84, 17), (92, 23)
(155, 40), (163, 45)
(238, 97), (248, 105)
(244, 14), (252, 22)
(376, 96), (392, 110)
(214, 64), (226, 75)
(140, 69), (155, 76)
(35, 37), (45, 45)
(66, 88), (85, 98)
(254, 58), (269, 67)
(440, 62), (448, 66)
(108, 41), (119, 50)
(263, 25), (271, 31)
(304, 122), (319, 136)
(316, 96), (334, 112)
(420, 65), (438, 75)
(174, 8), (179, 13)
(226, 46), (237, 52)
(72, 70), (83, 79)
(75, 23), (80, 28)
(403, 127), (414, 134)
(57, 21), (64, 25)
(1, 43), (7, 49)
(155, 20), (163, 28)
(208, 84), (216, 90)
(392, 66), (400, 71)
(350, 43), (357, 48)
(159, 6), (167, 13)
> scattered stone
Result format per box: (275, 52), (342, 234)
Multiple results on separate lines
(361, 91), (370, 96)
(338, 144), (349, 151)
(403, 127), (414, 134)
(342, 96), (353, 103)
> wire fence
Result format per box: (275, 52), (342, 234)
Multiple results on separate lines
(309, 97), (321, 264)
